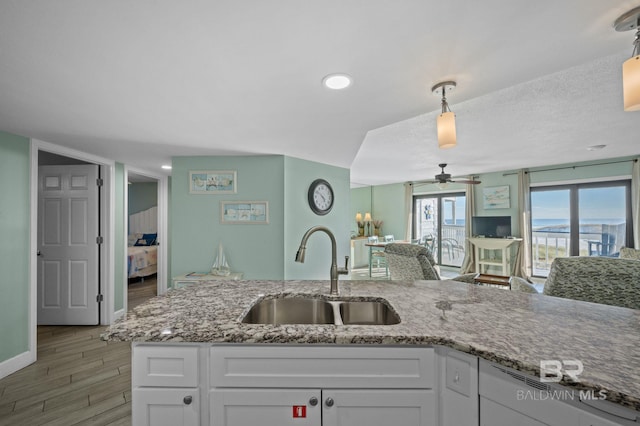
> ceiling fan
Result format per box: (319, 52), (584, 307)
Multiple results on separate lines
(428, 163), (481, 185)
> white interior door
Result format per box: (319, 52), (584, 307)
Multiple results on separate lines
(38, 164), (100, 325)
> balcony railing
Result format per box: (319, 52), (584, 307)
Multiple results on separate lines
(532, 223), (625, 276)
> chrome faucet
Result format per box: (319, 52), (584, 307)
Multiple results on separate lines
(295, 225), (349, 295)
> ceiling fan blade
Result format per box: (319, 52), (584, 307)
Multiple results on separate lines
(450, 179), (481, 185)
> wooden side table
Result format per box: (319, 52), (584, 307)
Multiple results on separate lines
(172, 272), (244, 289)
(473, 273), (512, 289)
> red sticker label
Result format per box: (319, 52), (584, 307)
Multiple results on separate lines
(293, 405), (306, 418)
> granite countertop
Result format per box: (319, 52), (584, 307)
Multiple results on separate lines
(103, 279), (640, 411)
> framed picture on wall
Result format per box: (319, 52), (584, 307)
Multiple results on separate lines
(483, 185), (510, 209)
(220, 201), (269, 224)
(189, 170), (237, 194)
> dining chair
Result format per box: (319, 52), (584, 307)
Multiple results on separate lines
(367, 236), (388, 276)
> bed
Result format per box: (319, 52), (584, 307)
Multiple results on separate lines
(127, 206), (158, 280)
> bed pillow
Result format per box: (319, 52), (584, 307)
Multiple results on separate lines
(128, 233), (143, 246)
(134, 233), (157, 246)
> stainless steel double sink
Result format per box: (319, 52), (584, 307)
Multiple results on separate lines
(241, 295), (401, 326)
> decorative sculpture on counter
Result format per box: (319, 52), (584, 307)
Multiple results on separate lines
(211, 242), (231, 276)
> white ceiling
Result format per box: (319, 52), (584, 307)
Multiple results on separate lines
(1, 1), (639, 186)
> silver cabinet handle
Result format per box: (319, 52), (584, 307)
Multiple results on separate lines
(183, 395), (193, 405)
(325, 397), (334, 407)
(309, 396), (318, 406)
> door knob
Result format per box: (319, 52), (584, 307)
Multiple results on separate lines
(37, 250), (41, 256)
(309, 396), (318, 406)
(325, 397), (334, 407)
(183, 395), (193, 405)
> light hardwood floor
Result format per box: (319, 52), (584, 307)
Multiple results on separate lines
(0, 277), (157, 425)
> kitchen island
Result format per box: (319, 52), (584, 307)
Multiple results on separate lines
(103, 279), (640, 424)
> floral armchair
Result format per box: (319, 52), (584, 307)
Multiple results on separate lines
(543, 256), (640, 309)
(384, 243), (538, 293)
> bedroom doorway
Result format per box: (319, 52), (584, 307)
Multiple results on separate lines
(124, 168), (166, 313)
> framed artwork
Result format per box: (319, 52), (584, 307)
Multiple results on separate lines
(483, 185), (510, 209)
(189, 170), (237, 194)
(220, 201), (269, 224)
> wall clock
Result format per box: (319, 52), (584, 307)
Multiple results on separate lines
(308, 179), (334, 215)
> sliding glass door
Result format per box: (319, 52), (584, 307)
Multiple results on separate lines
(413, 193), (466, 267)
(530, 180), (631, 277)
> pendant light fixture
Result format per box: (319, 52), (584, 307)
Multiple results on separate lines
(614, 6), (640, 111)
(431, 81), (457, 149)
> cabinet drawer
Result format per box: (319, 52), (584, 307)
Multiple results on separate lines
(211, 345), (434, 389)
(133, 344), (200, 387)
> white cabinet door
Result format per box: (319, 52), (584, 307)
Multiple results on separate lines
(210, 389), (321, 426)
(480, 397), (547, 426)
(133, 388), (199, 426)
(438, 347), (479, 426)
(323, 389), (437, 426)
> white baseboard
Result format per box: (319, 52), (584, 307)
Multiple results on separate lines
(0, 350), (36, 380)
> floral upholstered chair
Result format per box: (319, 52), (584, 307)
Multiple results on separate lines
(543, 256), (640, 309)
(384, 243), (538, 294)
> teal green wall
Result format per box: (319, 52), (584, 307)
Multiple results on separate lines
(128, 182), (157, 217)
(114, 163), (125, 312)
(171, 155), (350, 281)
(471, 172), (521, 235)
(0, 131), (30, 363)
(350, 184), (406, 240)
(171, 156), (286, 280)
(284, 157), (350, 280)
(372, 183), (406, 240)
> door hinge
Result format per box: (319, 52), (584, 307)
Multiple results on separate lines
(96, 236), (104, 244)
(96, 178), (103, 187)
(96, 294), (104, 303)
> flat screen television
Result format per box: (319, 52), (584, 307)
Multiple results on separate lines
(472, 216), (512, 238)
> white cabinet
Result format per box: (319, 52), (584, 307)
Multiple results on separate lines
(134, 388), (200, 426)
(209, 345), (437, 426)
(480, 396), (547, 426)
(130, 344), (637, 426)
(437, 347), (478, 426)
(210, 389), (320, 426)
(132, 343), (202, 426)
(210, 388), (435, 426)
(322, 389), (436, 426)
(350, 237), (369, 268)
(478, 359), (637, 426)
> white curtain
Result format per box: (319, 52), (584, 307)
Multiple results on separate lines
(632, 158), (640, 248)
(459, 182), (476, 274)
(403, 182), (413, 241)
(514, 169), (532, 279)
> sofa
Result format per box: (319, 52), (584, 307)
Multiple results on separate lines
(384, 243), (538, 293)
(543, 256), (640, 309)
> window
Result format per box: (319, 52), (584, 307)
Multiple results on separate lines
(530, 180), (632, 277)
(413, 193), (466, 267)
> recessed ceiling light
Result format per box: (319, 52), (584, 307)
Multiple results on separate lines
(161, 164), (172, 170)
(587, 144), (606, 151)
(322, 73), (352, 90)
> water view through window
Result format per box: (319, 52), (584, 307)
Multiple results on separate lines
(531, 182), (629, 277)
